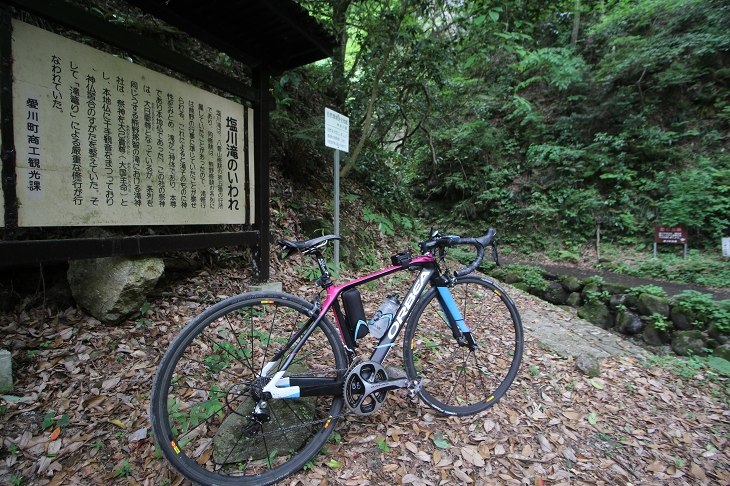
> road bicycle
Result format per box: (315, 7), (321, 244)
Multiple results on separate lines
(150, 228), (524, 485)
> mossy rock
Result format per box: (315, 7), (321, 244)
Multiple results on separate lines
(609, 294), (628, 309)
(643, 321), (671, 346)
(602, 283), (630, 295)
(512, 283), (530, 293)
(213, 362), (316, 463)
(671, 330), (707, 357)
(713, 344), (730, 362)
(566, 292), (582, 308)
(580, 283), (600, 298)
(561, 276), (582, 293)
(541, 281), (568, 305)
(636, 293), (670, 317)
(670, 306), (699, 331)
(503, 271), (522, 284)
(707, 322), (730, 345)
(578, 300), (612, 329)
(489, 269), (506, 281)
(615, 308), (645, 335)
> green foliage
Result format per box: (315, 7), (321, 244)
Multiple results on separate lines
(363, 206), (394, 236)
(504, 263), (548, 291)
(42, 412), (70, 430)
(113, 459), (133, 478)
(628, 285), (668, 299)
(708, 357), (730, 377)
(673, 291), (718, 327)
(651, 313), (672, 332)
(657, 159), (730, 240)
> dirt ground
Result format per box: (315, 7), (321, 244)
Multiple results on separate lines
(1, 254), (730, 485)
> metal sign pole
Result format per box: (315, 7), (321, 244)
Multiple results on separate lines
(334, 149), (340, 269)
(324, 108), (349, 272)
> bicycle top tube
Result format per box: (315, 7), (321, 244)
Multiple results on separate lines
(319, 254), (434, 318)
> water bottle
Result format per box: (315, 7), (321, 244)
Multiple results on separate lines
(368, 295), (400, 339)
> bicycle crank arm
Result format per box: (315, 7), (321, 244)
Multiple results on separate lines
(363, 377), (422, 396)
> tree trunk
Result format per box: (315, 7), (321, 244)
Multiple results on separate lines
(331, 0), (351, 110)
(571, 0), (581, 45)
(340, 1), (410, 178)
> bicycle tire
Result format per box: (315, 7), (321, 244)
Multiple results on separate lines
(150, 291), (348, 486)
(403, 275), (523, 416)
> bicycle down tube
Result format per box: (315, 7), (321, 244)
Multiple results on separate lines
(262, 254), (437, 399)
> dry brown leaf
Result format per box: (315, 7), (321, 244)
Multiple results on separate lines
(562, 411), (581, 421)
(461, 446), (485, 467)
(405, 441), (418, 454)
(414, 451), (430, 462)
(689, 463), (707, 480)
(102, 376), (121, 390)
(452, 467), (474, 483)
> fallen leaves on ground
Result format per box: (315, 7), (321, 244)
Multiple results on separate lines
(1, 263), (730, 486)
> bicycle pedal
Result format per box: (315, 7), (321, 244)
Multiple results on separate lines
(407, 377), (423, 397)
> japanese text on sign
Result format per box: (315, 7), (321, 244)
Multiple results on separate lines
(324, 108), (349, 153)
(8, 20), (255, 227)
(654, 227), (688, 244)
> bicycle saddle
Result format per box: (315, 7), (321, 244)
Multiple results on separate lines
(277, 235), (341, 258)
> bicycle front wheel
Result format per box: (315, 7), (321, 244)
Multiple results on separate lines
(150, 292), (348, 486)
(403, 275), (523, 416)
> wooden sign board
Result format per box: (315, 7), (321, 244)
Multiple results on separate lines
(6, 20), (255, 227)
(654, 227), (687, 245)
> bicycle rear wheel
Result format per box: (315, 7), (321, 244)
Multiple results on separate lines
(403, 276), (523, 416)
(150, 292), (347, 486)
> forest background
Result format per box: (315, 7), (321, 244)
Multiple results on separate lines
(266, 0), (730, 270)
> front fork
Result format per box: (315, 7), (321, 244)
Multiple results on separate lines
(436, 285), (477, 349)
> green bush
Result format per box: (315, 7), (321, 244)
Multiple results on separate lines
(504, 263), (548, 292)
(628, 285), (667, 299)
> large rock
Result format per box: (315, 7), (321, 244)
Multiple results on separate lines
(670, 306), (700, 331)
(68, 255), (164, 324)
(602, 283), (629, 295)
(561, 276), (582, 293)
(575, 353), (600, 377)
(578, 300), (612, 329)
(566, 292), (582, 308)
(713, 344), (730, 362)
(708, 322), (730, 345)
(542, 281), (568, 305)
(615, 309), (645, 335)
(637, 293), (670, 317)
(580, 283), (600, 298)
(213, 361), (316, 463)
(609, 294), (629, 309)
(643, 321), (671, 346)
(671, 330), (708, 357)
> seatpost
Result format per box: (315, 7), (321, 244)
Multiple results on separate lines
(312, 249), (333, 288)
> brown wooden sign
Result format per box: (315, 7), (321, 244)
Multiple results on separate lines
(654, 226), (688, 244)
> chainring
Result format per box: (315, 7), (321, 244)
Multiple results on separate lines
(343, 361), (389, 416)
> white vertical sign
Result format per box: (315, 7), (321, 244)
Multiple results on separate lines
(723, 238), (730, 257)
(324, 108), (349, 153)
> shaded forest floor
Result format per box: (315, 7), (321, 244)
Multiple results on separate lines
(1, 258), (730, 485)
